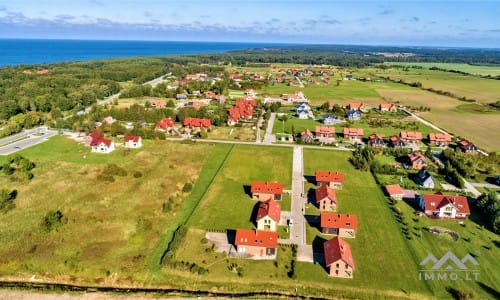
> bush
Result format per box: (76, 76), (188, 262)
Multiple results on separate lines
(182, 182), (193, 193)
(0, 189), (16, 212)
(103, 163), (127, 176)
(41, 210), (65, 233)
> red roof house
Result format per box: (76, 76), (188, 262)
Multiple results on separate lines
(124, 135), (142, 148)
(315, 185), (338, 211)
(88, 133), (115, 153)
(420, 193), (470, 219)
(150, 100), (166, 108)
(234, 229), (278, 257)
(379, 103), (397, 112)
(343, 128), (364, 143)
(368, 133), (385, 148)
(255, 199), (281, 231)
(251, 181), (284, 201)
(348, 103), (364, 111)
(321, 213), (358, 238)
(407, 151), (427, 170)
(385, 184), (405, 200)
(316, 171), (344, 189)
(183, 117), (211, 130)
(458, 139), (478, 154)
(324, 237), (355, 278)
(300, 129), (314, 143)
(429, 133), (452, 147)
(400, 131), (423, 143)
(315, 126), (335, 139)
(155, 117), (176, 133)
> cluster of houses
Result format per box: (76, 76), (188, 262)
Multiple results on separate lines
(227, 98), (256, 126)
(315, 170), (358, 279)
(234, 181), (284, 257)
(85, 133), (142, 153)
(385, 184), (470, 219)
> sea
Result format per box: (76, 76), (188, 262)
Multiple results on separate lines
(0, 39), (288, 67)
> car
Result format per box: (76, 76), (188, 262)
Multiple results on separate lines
(14, 146), (21, 149)
(288, 218), (294, 227)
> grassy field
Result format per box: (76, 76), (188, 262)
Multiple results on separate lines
(188, 144), (292, 231)
(373, 67), (500, 104)
(209, 126), (256, 142)
(0, 136), (217, 284)
(383, 62), (500, 77)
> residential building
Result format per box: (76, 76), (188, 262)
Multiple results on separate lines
(255, 199), (281, 231)
(251, 181), (284, 201)
(176, 93), (187, 100)
(346, 110), (362, 121)
(300, 129), (314, 143)
(234, 229), (278, 256)
(88, 133), (115, 153)
(429, 133), (452, 147)
(400, 131), (423, 144)
(368, 133), (385, 148)
(316, 184), (337, 211)
(348, 103), (364, 111)
(183, 117), (211, 130)
(458, 139), (478, 154)
(419, 193), (470, 219)
(296, 103), (314, 120)
(390, 135), (406, 149)
(322, 114), (342, 125)
(150, 100), (166, 108)
(343, 127), (364, 143)
(414, 168), (435, 189)
(324, 237), (355, 278)
(315, 171), (344, 189)
(407, 151), (427, 170)
(102, 116), (116, 125)
(385, 184), (404, 200)
(379, 103), (398, 112)
(124, 135), (142, 148)
(321, 213), (358, 238)
(155, 117), (176, 133)
(315, 126), (335, 139)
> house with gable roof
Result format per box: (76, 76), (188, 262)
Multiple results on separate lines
(250, 181), (284, 201)
(368, 133), (385, 148)
(155, 117), (176, 133)
(315, 171), (344, 189)
(379, 103), (397, 112)
(324, 237), (355, 278)
(429, 133), (452, 147)
(400, 131), (423, 144)
(124, 135), (142, 148)
(419, 193), (470, 219)
(234, 229), (278, 257)
(414, 168), (435, 189)
(385, 184), (405, 200)
(88, 133), (115, 153)
(255, 199), (281, 231)
(300, 129), (314, 143)
(390, 135), (406, 149)
(321, 213), (358, 238)
(316, 184), (338, 211)
(343, 127), (364, 143)
(406, 151), (427, 170)
(458, 139), (478, 154)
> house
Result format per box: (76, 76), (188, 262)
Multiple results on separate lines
(315, 171), (344, 189)
(229, 73), (243, 81)
(379, 103), (397, 112)
(324, 237), (355, 278)
(315, 184), (337, 211)
(227, 107), (241, 126)
(345, 74), (354, 80)
(300, 129), (314, 143)
(296, 103), (314, 119)
(89, 133), (115, 153)
(368, 133), (385, 148)
(86, 132), (102, 146)
(390, 135), (406, 149)
(343, 128), (364, 143)
(155, 117), (176, 133)
(348, 103), (364, 111)
(150, 100), (166, 108)
(400, 131), (423, 144)
(321, 213), (358, 238)
(407, 151), (427, 170)
(414, 168), (435, 189)
(315, 126), (335, 139)
(124, 135), (142, 148)
(183, 117), (211, 130)
(428, 133), (452, 147)
(346, 110), (362, 121)
(385, 184), (405, 200)
(234, 229), (278, 256)
(255, 199), (281, 231)
(245, 89), (256, 99)
(251, 181), (284, 201)
(419, 193), (470, 219)
(322, 114), (342, 125)
(458, 139), (478, 154)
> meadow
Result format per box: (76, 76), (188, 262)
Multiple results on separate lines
(383, 62), (500, 77)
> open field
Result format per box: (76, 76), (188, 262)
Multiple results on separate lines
(188, 144), (292, 231)
(0, 136), (216, 284)
(208, 126), (256, 142)
(383, 62), (500, 77)
(376, 89), (500, 152)
(373, 67), (500, 104)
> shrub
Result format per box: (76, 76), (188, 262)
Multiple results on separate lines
(0, 189), (16, 212)
(41, 210), (65, 233)
(133, 171), (143, 178)
(182, 182), (193, 193)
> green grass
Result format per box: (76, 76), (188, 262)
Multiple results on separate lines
(188, 145), (292, 231)
(384, 62), (500, 77)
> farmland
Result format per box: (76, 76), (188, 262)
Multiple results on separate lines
(383, 62), (500, 77)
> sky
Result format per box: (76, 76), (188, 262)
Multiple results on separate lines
(0, 0), (499, 48)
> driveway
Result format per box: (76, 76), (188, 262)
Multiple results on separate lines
(263, 113), (277, 144)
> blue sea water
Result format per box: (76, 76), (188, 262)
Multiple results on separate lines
(0, 39), (286, 66)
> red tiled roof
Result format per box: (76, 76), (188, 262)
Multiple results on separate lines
(156, 117), (175, 130)
(324, 237), (355, 268)
(183, 117), (211, 128)
(369, 133), (385, 140)
(251, 181), (284, 195)
(343, 127), (364, 136)
(124, 135), (140, 143)
(315, 185), (337, 204)
(90, 133), (113, 147)
(256, 199), (281, 222)
(379, 103), (395, 109)
(407, 151), (426, 163)
(385, 184), (404, 196)
(401, 131), (423, 140)
(315, 171), (344, 183)
(315, 126), (335, 135)
(429, 133), (452, 143)
(301, 129), (314, 138)
(349, 103), (363, 110)
(423, 194), (470, 215)
(235, 229), (278, 248)
(321, 213), (358, 230)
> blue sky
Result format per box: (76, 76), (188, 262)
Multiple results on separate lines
(0, 0), (498, 47)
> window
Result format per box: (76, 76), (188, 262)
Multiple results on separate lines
(336, 263), (339, 268)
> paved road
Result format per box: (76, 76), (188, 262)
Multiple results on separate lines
(0, 127), (48, 147)
(263, 113), (277, 144)
(470, 182), (499, 189)
(289, 146), (306, 245)
(255, 111), (264, 143)
(295, 76), (304, 88)
(462, 179), (482, 198)
(0, 129), (58, 155)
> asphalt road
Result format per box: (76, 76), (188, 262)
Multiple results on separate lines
(0, 129), (58, 155)
(0, 127), (47, 147)
(290, 146), (306, 245)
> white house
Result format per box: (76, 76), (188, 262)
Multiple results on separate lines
(91, 138), (115, 153)
(124, 135), (142, 148)
(419, 194), (470, 219)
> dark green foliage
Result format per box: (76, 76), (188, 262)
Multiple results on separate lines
(1, 163), (14, 175)
(41, 210), (66, 233)
(0, 189), (17, 213)
(133, 171), (143, 178)
(102, 163), (127, 177)
(182, 182), (193, 193)
(350, 146), (374, 171)
(1, 155), (36, 179)
(476, 192), (500, 234)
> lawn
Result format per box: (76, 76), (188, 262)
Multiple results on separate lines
(209, 125), (256, 142)
(188, 144), (292, 231)
(0, 136), (218, 284)
(383, 62), (500, 77)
